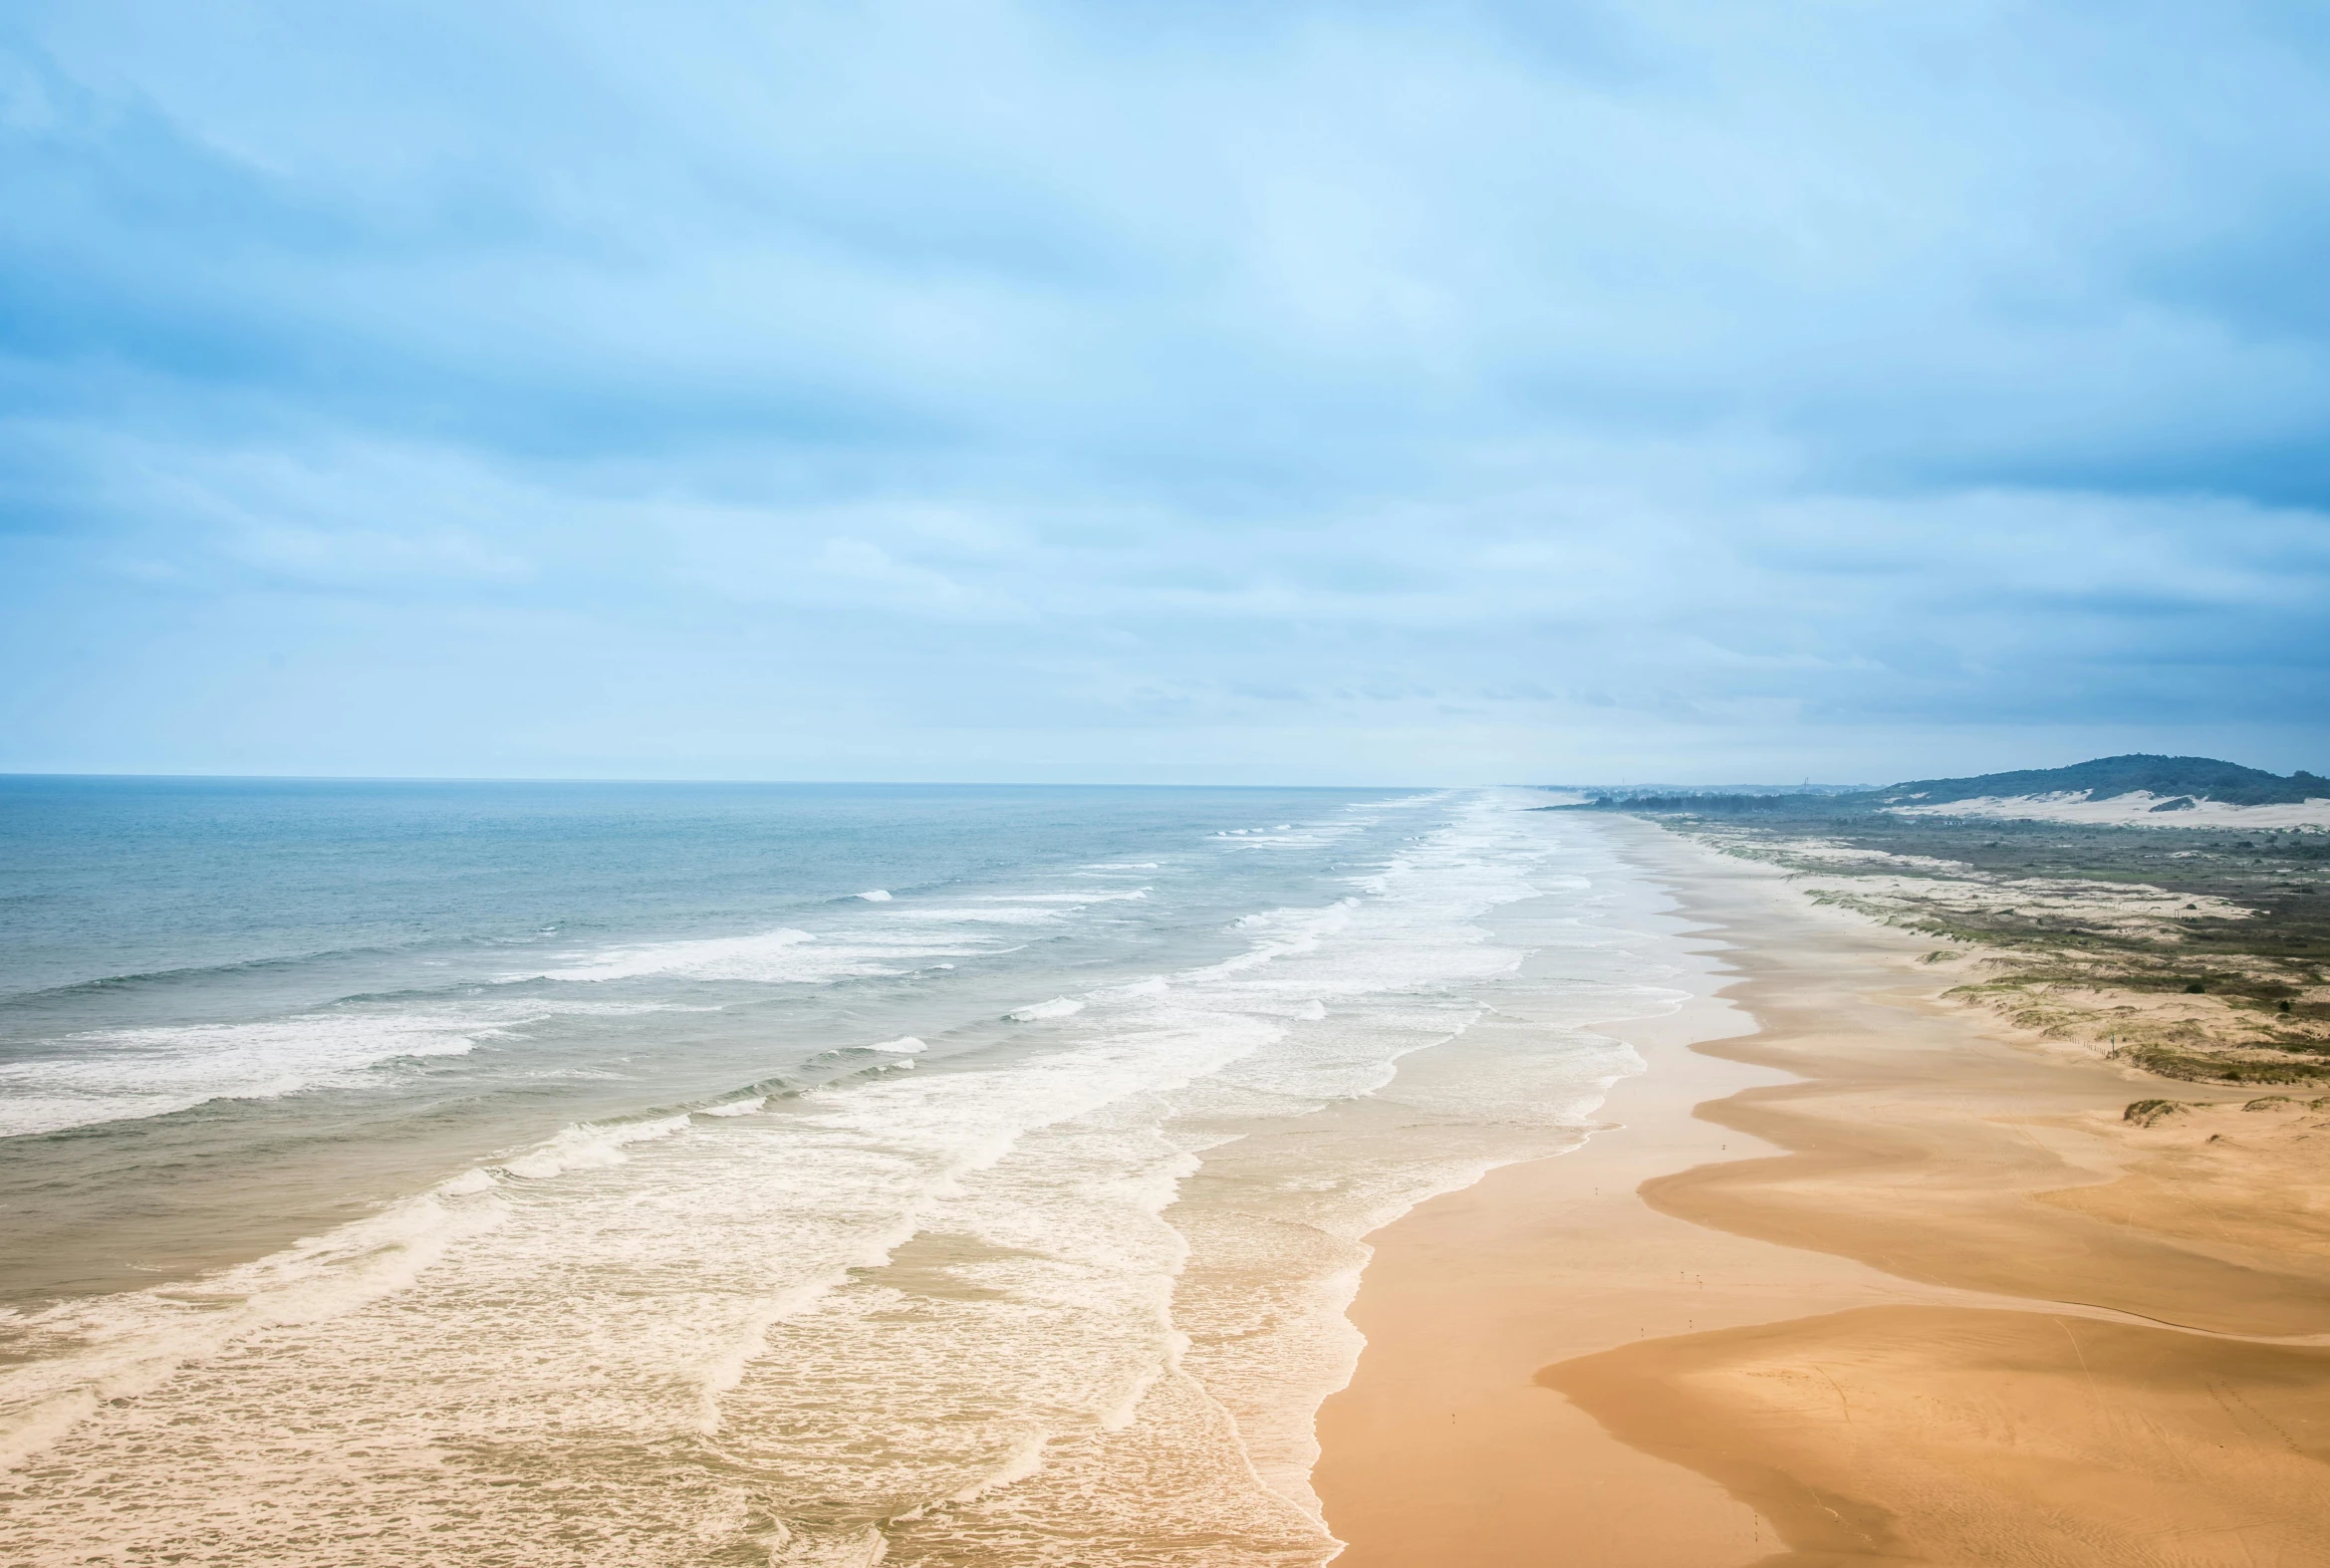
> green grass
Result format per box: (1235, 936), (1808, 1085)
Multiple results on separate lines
(1577, 798), (2330, 1087)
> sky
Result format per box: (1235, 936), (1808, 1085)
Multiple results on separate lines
(3, 1), (2327, 786)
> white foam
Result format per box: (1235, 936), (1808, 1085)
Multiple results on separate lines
(948, 1433), (1048, 1502)
(885, 906), (1064, 925)
(857, 890), (893, 902)
(0, 1006), (518, 1139)
(867, 1037), (927, 1054)
(694, 1096), (768, 1117)
(536, 927), (976, 983)
(496, 1114), (693, 1179)
(1008, 997), (1086, 1022)
(0, 1185), (506, 1475)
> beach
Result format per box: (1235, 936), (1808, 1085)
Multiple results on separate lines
(0, 784), (1688, 1565)
(1316, 815), (2330, 1566)
(8, 786), (2326, 1564)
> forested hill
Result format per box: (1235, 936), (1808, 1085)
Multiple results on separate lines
(1872, 754), (2327, 808)
(1562, 754), (2327, 815)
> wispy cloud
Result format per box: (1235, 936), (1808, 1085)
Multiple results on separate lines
(3, 2), (2326, 780)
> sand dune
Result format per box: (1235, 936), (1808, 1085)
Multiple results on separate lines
(1890, 790), (2330, 828)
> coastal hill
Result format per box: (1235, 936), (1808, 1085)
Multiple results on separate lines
(1574, 754), (2329, 826)
(1876, 754), (2329, 810)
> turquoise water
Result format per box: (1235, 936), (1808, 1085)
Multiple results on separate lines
(0, 779), (1683, 1565)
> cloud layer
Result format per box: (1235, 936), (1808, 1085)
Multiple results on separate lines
(5, 2), (2327, 781)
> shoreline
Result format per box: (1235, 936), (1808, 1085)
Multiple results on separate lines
(1312, 814), (2330, 1565)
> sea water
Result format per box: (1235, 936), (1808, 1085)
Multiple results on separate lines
(0, 779), (1686, 1565)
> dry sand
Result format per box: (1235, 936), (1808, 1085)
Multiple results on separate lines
(1312, 816), (2330, 1566)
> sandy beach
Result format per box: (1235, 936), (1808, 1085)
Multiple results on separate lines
(1314, 815), (2330, 1566)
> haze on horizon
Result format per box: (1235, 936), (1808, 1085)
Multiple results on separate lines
(3, 3), (2326, 787)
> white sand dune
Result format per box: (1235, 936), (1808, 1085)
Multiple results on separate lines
(1889, 790), (2330, 829)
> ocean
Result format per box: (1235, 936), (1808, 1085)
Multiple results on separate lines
(0, 779), (1686, 1565)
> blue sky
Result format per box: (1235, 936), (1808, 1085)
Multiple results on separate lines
(3, 2), (2326, 784)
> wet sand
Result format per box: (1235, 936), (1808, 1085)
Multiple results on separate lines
(1313, 816), (2330, 1566)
